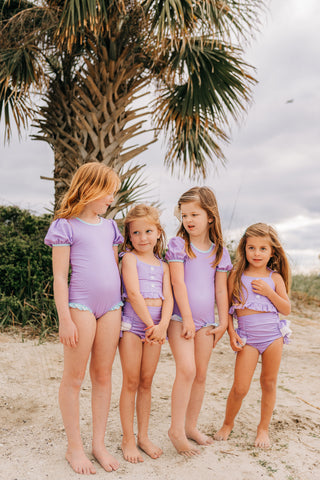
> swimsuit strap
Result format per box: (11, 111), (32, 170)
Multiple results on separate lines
(269, 269), (273, 278)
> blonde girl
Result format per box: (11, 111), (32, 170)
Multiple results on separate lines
(165, 187), (232, 456)
(119, 204), (173, 463)
(45, 162), (123, 474)
(215, 223), (291, 448)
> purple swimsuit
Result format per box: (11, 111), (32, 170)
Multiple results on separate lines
(44, 217), (123, 319)
(165, 237), (232, 331)
(121, 253), (164, 340)
(230, 271), (291, 354)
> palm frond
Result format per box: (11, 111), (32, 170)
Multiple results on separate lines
(142, 0), (196, 45)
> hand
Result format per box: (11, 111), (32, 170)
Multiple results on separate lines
(206, 324), (226, 348)
(146, 323), (167, 345)
(59, 319), (79, 348)
(228, 329), (244, 352)
(181, 319), (195, 339)
(251, 279), (272, 297)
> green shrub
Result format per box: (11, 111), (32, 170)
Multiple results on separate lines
(291, 274), (320, 300)
(0, 205), (57, 335)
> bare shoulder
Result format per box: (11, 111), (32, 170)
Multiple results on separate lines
(122, 251), (136, 266)
(271, 271), (284, 283)
(162, 261), (170, 273)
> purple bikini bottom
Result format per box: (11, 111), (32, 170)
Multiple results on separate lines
(236, 312), (291, 355)
(120, 302), (162, 340)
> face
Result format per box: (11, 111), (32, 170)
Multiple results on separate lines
(245, 236), (273, 269)
(89, 192), (115, 215)
(180, 201), (212, 238)
(129, 218), (160, 254)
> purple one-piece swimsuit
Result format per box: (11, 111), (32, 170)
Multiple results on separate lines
(45, 217), (123, 318)
(165, 236), (232, 331)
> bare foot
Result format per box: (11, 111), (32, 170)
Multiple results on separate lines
(214, 424), (233, 441)
(92, 445), (120, 472)
(121, 436), (144, 463)
(137, 436), (163, 459)
(66, 448), (96, 475)
(168, 428), (200, 457)
(186, 428), (214, 445)
(255, 428), (271, 448)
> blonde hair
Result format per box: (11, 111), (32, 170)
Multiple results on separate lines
(176, 186), (224, 268)
(122, 204), (166, 258)
(55, 162), (120, 219)
(232, 222), (291, 306)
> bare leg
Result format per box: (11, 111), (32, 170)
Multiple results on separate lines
(185, 327), (214, 445)
(214, 345), (259, 441)
(59, 309), (97, 475)
(119, 332), (144, 463)
(167, 321), (199, 457)
(136, 342), (162, 459)
(255, 338), (283, 448)
(90, 309), (121, 471)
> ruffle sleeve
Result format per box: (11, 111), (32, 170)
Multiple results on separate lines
(44, 218), (73, 247)
(216, 247), (233, 272)
(111, 219), (124, 246)
(165, 237), (187, 262)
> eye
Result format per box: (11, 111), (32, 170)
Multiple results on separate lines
(132, 230), (139, 235)
(146, 229), (153, 233)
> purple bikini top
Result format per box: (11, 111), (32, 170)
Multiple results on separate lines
(229, 269), (278, 315)
(122, 253), (164, 300)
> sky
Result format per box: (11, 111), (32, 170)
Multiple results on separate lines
(1, 0), (319, 274)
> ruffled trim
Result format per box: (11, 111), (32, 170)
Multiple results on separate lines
(110, 301), (123, 311)
(69, 302), (92, 313)
(279, 319), (292, 344)
(229, 302), (277, 315)
(123, 293), (164, 300)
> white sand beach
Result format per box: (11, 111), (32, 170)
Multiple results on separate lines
(1, 295), (319, 480)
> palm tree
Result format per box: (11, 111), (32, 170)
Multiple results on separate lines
(0, 0), (265, 213)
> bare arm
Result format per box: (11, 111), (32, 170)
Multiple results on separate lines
(52, 246), (78, 347)
(226, 271), (244, 351)
(121, 253), (154, 329)
(113, 245), (120, 266)
(168, 261), (195, 339)
(251, 273), (291, 315)
(210, 271), (228, 347)
(147, 262), (173, 344)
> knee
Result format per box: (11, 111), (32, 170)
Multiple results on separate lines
(139, 373), (153, 391)
(260, 376), (277, 394)
(232, 383), (249, 400)
(194, 368), (208, 385)
(62, 371), (85, 391)
(177, 363), (196, 384)
(123, 374), (140, 393)
(90, 365), (111, 387)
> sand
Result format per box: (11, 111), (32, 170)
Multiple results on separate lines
(1, 297), (319, 480)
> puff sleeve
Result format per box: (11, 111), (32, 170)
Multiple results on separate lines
(165, 237), (187, 262)
(216, 247), (233, 272)
(111, 219), (124, 246)
(44, 218), (73, 247)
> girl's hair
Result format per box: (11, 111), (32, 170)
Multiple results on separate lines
(55, 162), (120, 219)
(122, 204), (166, 258)
(232, 222), (291, 305)
(176, 186), (224, 268)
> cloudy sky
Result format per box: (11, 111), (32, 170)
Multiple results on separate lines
(1, 0), (319, 273)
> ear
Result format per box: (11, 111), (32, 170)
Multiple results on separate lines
(208, 218), (213, 224)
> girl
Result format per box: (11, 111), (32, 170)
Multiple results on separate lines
(165, 187), (232, 456)
(119, 204), (173, 464)
(214, 223), (291, 448)
(44, 162), (123, 475)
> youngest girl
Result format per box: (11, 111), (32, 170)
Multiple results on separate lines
(119, 204), (173, 463)
(215, 223), (291, 448)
